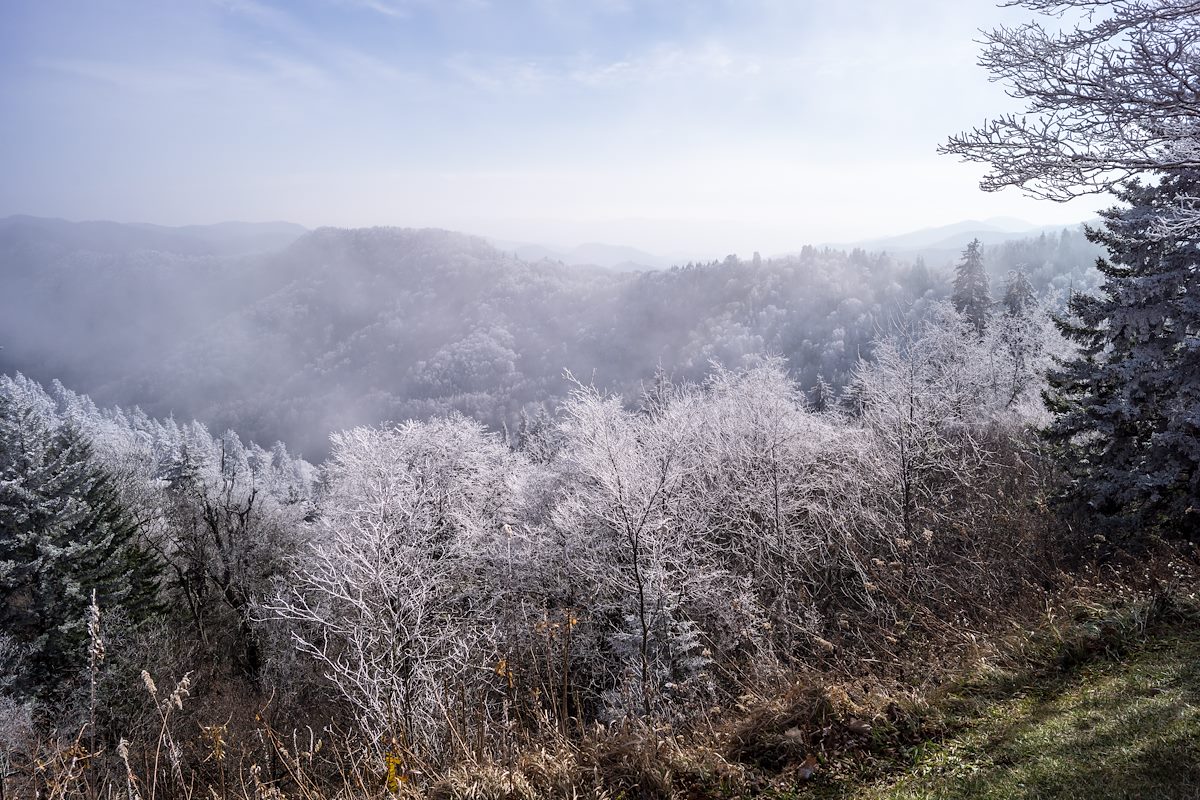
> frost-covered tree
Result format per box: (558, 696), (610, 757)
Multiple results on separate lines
(855, 300), (1060, 538)
(809, 375), (834, 413)
(157, 428), (309, 682)
(553, 383), (705, 717)
(988, 301), (1058, 419)
(941, 0), (1200, 537)
(270, 416), (525, 760)
(0, 375), (318, 693)
(942, 0), (1200, 236)
(549, 361), (894, 710)
(0, 380), (162, 701)
(1046, 171), (1200, 537)
(856, 308), (984, 541)
(681, 362), (881, 653)
(953, 239), (991, 334)
(847, 301), (1064, 618)
(1002, 269), (1037, 317)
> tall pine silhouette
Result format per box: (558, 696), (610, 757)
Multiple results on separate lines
(1046, 171), (1200, 539)
(953, 238), (991, 335)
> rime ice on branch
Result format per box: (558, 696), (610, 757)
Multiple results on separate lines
(942, 0), (1200, 235)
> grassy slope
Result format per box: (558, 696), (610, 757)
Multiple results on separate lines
(809, 627), (1200, 799)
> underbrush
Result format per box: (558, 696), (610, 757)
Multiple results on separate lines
(8, 547), (1198, 800)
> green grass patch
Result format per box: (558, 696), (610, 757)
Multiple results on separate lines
(808, 626), (1200, 799)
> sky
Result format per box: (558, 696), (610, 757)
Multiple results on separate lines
(0, 0), (1100, 257)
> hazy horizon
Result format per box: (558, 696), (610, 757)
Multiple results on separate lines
(2, 0), (1098, 256)
(1, 209), (1094, 264)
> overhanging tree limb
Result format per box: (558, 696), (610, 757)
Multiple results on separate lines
(941, 0), (1200, 232)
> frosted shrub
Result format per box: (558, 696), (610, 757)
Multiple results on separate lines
(551, 382), (712, 718)
(270, 415), (529, 763)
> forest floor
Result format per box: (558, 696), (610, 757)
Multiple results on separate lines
(799, 617), (1200, 799)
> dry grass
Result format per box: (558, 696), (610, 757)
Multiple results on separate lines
(7, 550), (1199, 800)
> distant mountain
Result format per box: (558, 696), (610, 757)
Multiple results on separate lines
(567, 242), (671, 270)
(491, 237), (671, 271)
(0, 215), (307, 257)
(0, 215), (308, 403)
(138, 220), (309, 255)
(824, 217), (1098, 267)
(0, 218), (938, 455)
(849, 218), (1034, 251)
(976, 216), (1041, 233)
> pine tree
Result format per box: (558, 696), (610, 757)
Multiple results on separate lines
(952, 238), (991, 334)
(809, 375), (834, 413)
(841, 373), (866, 418)
(0, 390), (162, 700)
(905, 255), (935, 298)
(1045, 171), (1200, 539)
(1001, 269), (1036, 316)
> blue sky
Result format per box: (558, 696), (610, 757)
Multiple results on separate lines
(0, 0), (1097, 256)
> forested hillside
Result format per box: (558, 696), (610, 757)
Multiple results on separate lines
(0, 216), (1100, 456)
(0, 288), (1070, 797)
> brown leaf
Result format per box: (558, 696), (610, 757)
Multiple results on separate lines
(845, 717), (872, 735)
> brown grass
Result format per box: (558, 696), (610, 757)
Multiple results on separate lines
(8, 547), (1199, 800)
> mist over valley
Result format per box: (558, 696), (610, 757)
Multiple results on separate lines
(0, 213), (1099, 456)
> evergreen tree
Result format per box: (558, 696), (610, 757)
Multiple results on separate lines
(809, 375), (834, 413)
(841, 374), (866, 418)
(905, 255), (936, 298)
(1002, 269), (1037, 316)
(0, 390), (162, 700)
(1045, 171), (1200, 538)
(952, 238), (991, 334)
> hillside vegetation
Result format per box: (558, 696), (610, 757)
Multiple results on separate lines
(0, 216), (1100, 456)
